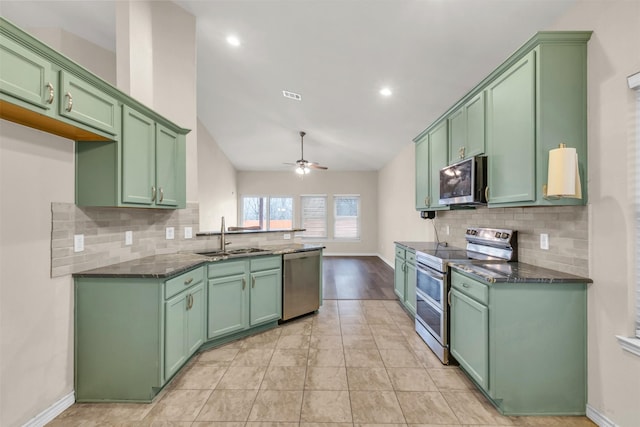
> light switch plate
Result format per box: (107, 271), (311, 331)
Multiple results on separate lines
(446, 225), (450, 235)
(283, 233), (291, 240)
(184, 227), (193, 239)
(125, 231), (133, 246)
(74, 234), (84, 252)
(540, 233), (549, 250)
(166, 227), (175, 240)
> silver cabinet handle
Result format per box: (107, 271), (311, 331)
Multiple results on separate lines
(448, 290), (452, 306)
(252, 276), (256, 288)
(151, 186), (157, 202)
(46, 82), (54, 104)
(64, 92), (73, 112)
(459, 146), (465, 159)
(425, 196), (430, 206)
(484, 186), (489, 202)
(242, 278), (246, 290)
(184, 277), (193, 286)
(159, 187), (164, 202)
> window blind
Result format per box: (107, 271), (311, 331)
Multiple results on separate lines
(334, 195), (360, 239)
(300, 195), (327, 238)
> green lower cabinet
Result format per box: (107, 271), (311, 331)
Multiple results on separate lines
(207, 256), (282, 343)
(449, 269), (587, 415)
(250, 268), (282, 325)
(208, 272), (248, 339)
(394, 245), (416, 316)
(74, 265), (205, 402)
(450, 288), (489, 389)
(165, 282), (205, 380)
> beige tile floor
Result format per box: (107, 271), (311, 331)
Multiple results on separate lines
(49, 300), (596, 426)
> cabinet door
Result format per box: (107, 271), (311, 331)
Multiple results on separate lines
(448, 108), (465, 164)
(415, 136), (430, 210)
(164, 290), (188, 380)
(404, 262), (417, 316)
(394, 256), (405, 300)
(465, 92), (485, 159)
(208, 274), (248, 339)
(429, 121), (448, 208)
(486, 51), (536, 204)
(185, 283), (205, 357)
(250, 269), (282, 326)
(122, 105), (155, 205)
(450, 289), (489, 390)
(155, 124), (179, 207)
(59, 71), (118, 135)
(0, 34), (54, 111)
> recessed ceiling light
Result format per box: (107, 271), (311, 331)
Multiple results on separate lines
(226, 35), (241, 47)
(379, 87), (392, 97)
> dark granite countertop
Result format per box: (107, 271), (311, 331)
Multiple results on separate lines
(450, 262), (593, 284)
(72, 244), (325, 279)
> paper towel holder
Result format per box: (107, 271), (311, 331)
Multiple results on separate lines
(543, 143), (582, 199)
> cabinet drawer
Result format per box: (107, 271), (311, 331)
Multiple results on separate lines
(208, 260), (246, 278)
(250, 255), (281, 272)
(395, 246), (406, 259)
(406, 250), (416, 265)
(451, 270), (488, 305)
(165, 266), (204, 299)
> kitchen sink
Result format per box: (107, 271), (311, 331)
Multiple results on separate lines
(198, 247), (269, 257)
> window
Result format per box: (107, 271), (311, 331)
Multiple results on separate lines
(240, 196), (293, 231)
(334, 195), (360, 240)
(300, 195), (327, 238)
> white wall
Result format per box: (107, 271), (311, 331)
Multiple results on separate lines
(378, 142), (435, 265)
(237, 171), (378, 254)
(197, 120), (238, 232)
(549, 1), (640, 425)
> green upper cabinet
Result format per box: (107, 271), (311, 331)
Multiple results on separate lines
(1, 17), (189, 209)
(485, 51), (536, 205)
(448, 92), (485, 164)
(414, 121), (449, 211)
(122, 106), (156, 205)
(0, 33), (54, 112)
(415, 135), (430, 210)
(414, 31), (591, 209)
(58, 70), (119, 136)
(428, 121), (449, 209)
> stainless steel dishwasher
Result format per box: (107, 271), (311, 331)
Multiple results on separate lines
(282, 250), (321, 321)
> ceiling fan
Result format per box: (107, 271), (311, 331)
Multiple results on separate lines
(285, 131), (328, 174)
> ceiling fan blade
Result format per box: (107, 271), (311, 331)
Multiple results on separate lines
(308, 163), (328, 170)
(283, 162), (297, 166)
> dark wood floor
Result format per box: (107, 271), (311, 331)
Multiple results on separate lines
(322, 256), (396, 300)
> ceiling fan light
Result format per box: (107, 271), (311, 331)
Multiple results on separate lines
(295, 165), (306, 175)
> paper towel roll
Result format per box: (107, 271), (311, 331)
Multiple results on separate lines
(547, 146), (582, 198)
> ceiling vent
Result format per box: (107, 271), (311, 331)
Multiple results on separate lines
(282, 90), (302, 101)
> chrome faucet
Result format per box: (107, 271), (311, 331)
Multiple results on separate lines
(220, 216), (231, 251)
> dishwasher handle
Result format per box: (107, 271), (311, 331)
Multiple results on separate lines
(283, 249), (322, 261)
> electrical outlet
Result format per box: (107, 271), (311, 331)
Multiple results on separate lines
(74, 234), (84, 252)
(283, 233), (291, 240)
(125, 230), (133, 246)
(540, 233), (549, 250)
(184, 227), (193, 239)
(166, 227), (175, 240)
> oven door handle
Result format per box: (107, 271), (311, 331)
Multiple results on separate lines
(417, 264), (445, 281)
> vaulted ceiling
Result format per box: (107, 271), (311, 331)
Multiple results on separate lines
(2, 0), (575, 171)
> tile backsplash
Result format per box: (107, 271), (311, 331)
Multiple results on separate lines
(433, 205), (588, 277)
(50, 203), (299, 278)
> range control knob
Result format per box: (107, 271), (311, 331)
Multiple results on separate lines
(501, 233), (510, 239)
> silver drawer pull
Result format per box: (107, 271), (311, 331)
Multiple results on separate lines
(151, 186), (157, 202)
(462, 283), (470, 288)
(159, 187), (164, 202)
(184, 277), (193, 285)
(65, 92), (73, 112)
(46, 82), (54, 104)
(242, 278), (246, 290)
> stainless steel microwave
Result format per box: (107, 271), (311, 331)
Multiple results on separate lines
(439, 156), (487, 205)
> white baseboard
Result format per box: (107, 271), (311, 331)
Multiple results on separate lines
(586, 404), (618, 427)
(22, 391), (75, 427)
(322, 252), (379, 257)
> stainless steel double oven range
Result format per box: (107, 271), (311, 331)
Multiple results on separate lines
(414, 227), (517, 364)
